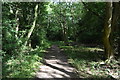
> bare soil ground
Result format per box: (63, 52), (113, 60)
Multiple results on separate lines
(35, 45), (79, 78)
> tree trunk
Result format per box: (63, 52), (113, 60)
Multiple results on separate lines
(15, 10), (19, 39)
(110, 2), (120, 57)
(115, 2), (120, 58)
(118, 26), (120, 58)
(64, 21), (68, 45)
(103, 2), (113, 61)
(24, 4), (39, 46)
(61, 21), (68, 45)
(59, 3), (68, 45)
(70, 5), (77, 42)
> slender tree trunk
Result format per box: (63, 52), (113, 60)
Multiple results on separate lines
(103, 2), (113, 61)
(15, 10), (19, 39)
(70, 4), (77, 42)
(59, 2), (68, 45)
(61, 21), (68, 45)
(24, 4), (39, 46)
(72, 18), (77, 42)
(64, 21), (68, 44)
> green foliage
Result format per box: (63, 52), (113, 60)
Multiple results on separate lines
(78, 32), (102, 44)
(2, 19), (20, 54)
(2, 2), (120, 79)
(75, 3), (105, 44)
(2, 2), (49, 78)
(2, 47), (44, 78)
(61, 45), (119, 79)
(49, 41), (65, 47)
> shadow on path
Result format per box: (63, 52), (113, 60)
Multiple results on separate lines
(35, 45), (79, 78)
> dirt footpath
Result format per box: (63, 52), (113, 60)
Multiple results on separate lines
(36, 45), (79, 78)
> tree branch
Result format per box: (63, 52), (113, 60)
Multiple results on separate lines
(81, 0), (103, 20)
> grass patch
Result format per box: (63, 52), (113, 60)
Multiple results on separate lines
(60, 45), (119, 79)
(48, 41), (65, 47)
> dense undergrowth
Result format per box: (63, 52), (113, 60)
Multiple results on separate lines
(2, 41), (120, 79)
(2, 46), (46, 78)
(2, 41), (61, 78)
(59, 43), (120, 80)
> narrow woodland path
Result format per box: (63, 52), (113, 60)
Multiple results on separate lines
(36, 45), (79, 78)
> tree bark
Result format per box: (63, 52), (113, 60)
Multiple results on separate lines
(110, 2), (120, 56)
(103, 2), (113, 61)
(24, 4), (39, 46)
(115, 2), (120, 58)
(59, 2), (68, 45)
(118, 24), (120, 58)
(64, 21), (68, 45)
(61, 21), (68, 45)
(15, 10), (19, 39)
(70, 3), (77, 42)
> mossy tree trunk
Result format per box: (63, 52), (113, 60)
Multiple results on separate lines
(103, 2), (113, 61)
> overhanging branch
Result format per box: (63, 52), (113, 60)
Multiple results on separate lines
(81, 0), (103, 20)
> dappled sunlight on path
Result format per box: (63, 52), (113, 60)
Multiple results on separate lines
(36, 45), (79, 78)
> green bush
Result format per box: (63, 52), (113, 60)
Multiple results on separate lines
(2, 46), (44, 78)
